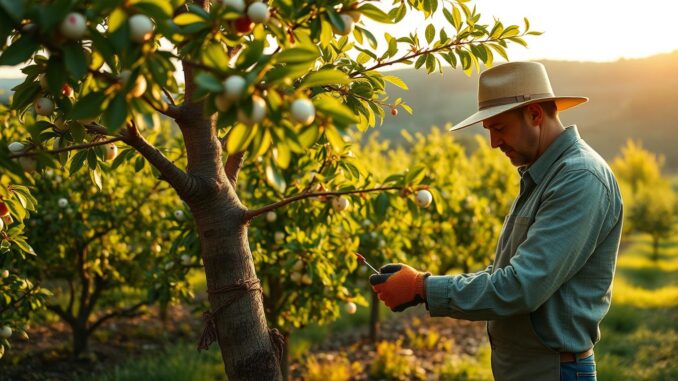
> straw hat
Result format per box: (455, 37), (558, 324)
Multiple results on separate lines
(450, 61), (588, 131)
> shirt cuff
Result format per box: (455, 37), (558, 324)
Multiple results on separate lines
(425, 275), (451, 317)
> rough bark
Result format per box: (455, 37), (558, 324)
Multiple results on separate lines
(369, 290), (381, 343)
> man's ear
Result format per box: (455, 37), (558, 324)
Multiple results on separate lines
(524, 103), (545, 127)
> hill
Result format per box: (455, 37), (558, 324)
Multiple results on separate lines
(369, 51), (678, 172)
(2, 52), (677, 170)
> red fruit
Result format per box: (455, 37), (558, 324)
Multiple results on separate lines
(0, 202), (8, 217)
(391, 108), (398, 116)
(234, 16), (253, 34)
(61, 84), (73, 97)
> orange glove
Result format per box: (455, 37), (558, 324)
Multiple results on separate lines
(369, 264), (431, 312)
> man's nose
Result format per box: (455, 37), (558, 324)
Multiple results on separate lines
(489, 130), (502, 149)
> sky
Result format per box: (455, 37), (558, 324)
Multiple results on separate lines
(1, 0), (677, 78)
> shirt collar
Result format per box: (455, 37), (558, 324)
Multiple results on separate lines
(520, 125), (581, 184)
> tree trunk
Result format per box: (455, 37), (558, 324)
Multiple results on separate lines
(190, 193), (282, 380)
(652, 236), (660, 261)
(281, 331), (291, 381)
(369, 290), (380, 343)
(72, 323), (89, 356)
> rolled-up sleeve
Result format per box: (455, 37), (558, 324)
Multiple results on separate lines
(426, 169), (611, 320)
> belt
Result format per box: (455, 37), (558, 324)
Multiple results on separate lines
(559, 348), (594, 363)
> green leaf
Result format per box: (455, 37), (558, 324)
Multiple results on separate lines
(12, 238), (36, 256)
(10, 81), (40, 112)
(69, 150), (88, 175)
(275, 47), (319, 64)
(324, 126), (346, 152)
(134, 156), (145, 172)
(405, 165), (426, 185)
(425, 24), (435, 44)
(358, 4), (392, 23)
(226, 123), (257, 154)
(300, 69), (350, 88)
(236, 39), (265, 69)
(0, 36), (38, 66)
(135, 0), (173, 19)
(272, 141), (291, 169)
(102, 92), (128, 132)
(195, 72), (224, 93)
(265, 162), (286, 193)
(452, 6), (462, 30)
(173, 12), (206, 26)
(0, 0), (24, 22)
(374, 192), (389, 223)
(297, 124), (320, 149)
(68, 92), (107, 120)
(382, 75), (408, 90)
(3, 198), (25, 220)
(202, 42), (230, 72)
(62, 43), (88, 79)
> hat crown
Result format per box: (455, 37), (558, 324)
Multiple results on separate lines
(478, 62), (555, 108)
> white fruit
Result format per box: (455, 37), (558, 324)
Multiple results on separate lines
(214, 93), (233, 112)
(290, 272), (302, 284)
(119, 70), (147, 98)
(8, 142), (25, 153)
(345, 302), (357, 314)
(34, 97), (55, 116)
(19, 157), (37, 172)
(152, 244), (162, 253)
(181, 254), (191, 266)
(247, 2), (270, 24)
(302, 274), (312, 285)
(58, 198), (68, 208)
(174, 210), (185, 220)
(292, 260), (304, 271)
(218, 0), (246, 12)
(332, 13), (354, 36)
(265, 211), (277, 222)
(415, 189), (433, 208)
(129, 14), (154, 43)
(60, 12), (87, 40)
(274, 231), (285, 243)
(164, 262), (174, 270)
(223, 75), (246, 100)
(237, 95), (267, 125)
(1, 270), (8, 278)
(0, 218), (4, 230)
(105, 143), (118, 161)
(290, 98), (315, 125)
(38, 74), (48, 90)
(0, 326), (11, 339)
(332, 196), (350, 212)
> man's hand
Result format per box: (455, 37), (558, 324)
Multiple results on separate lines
(369, 264), (431, 312)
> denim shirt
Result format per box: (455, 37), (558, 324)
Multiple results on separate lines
(426, 125), (624, 352)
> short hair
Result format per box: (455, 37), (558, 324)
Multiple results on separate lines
(514, 100), (558, 118)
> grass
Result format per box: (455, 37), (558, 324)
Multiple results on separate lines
(595, 232), (678, 381)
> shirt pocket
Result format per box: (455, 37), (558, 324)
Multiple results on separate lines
(506, 216), (534, 257)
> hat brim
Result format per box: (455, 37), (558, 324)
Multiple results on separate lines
(449, 96), (589, 131)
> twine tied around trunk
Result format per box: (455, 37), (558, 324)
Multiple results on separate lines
(197, 278), (286, 365)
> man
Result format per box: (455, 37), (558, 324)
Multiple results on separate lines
(370, 61), (623, 381)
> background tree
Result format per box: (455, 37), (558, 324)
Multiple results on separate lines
(0, 0), (535, 378)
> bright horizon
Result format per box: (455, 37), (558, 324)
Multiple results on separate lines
(1, 0), (677, 78)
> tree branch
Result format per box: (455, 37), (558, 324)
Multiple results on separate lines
(8, 137), (123, 158)
(142, 95), (182, 119)
(121, 122), (196, 200)
(46, 304), (77, 327)
(87, 301), (147, 335)
(224, 152), (246, 188)
(243, 186), (401, 222)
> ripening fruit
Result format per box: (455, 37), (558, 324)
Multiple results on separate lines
(290, 98), (315, 125)
(38, 74), (48, 90)
(34, 97), (55, 116)
(331, 13), (354, 35)
(0, 326), (11, 339)
(218, 0), (246, 12)
(61, 84), (74, 97)
(214, 93), (233, 112)
(346, 10), (361, 23)
(1, 270), (8, 278)
(391, 108), (398, 116)
(129, 14), (154, 43)
(233, 16), (254, 34)
(345, 301), (357, 314)
(19, 157), (37, 172)
(223, 75), (246, 100)
(60, 12), (87, 40)
(58, 198), (69, 208)
(266, 211), (277, 222)
(174, 210), (185, 221)
(247, 2), (270, 24)
(274, 231), (285, 243)
(237, 95), (267, 125)
(152, 243), (162, 253)
(105, 143), (118, 161)
(119, 70), (147, 98)
(181, 254), (191, 266)
(332, 196), (350, 212)
(415, 189), (433, 208)
(293, 260), (304, 272)
(8, 142), (24, 153)
(302, 274), (312, 285)
(0, 202), (8, 217)
(290, 272), (302, 284)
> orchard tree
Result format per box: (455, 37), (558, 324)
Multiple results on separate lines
(627, 183), (676, 260)
(0, 0), (536, 378)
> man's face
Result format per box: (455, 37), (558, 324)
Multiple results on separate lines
(483, 107), (540, 167)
